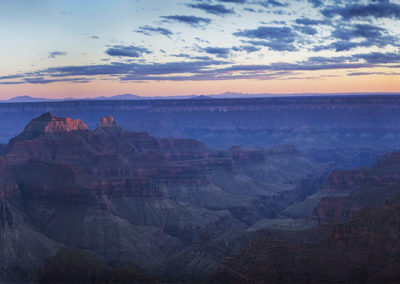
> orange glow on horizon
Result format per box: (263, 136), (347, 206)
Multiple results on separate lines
(0, 72), (399, 99)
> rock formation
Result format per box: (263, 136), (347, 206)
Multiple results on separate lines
(20, 112), (87, 134)
(0, 113), (327, 282)
(1, 112), (400, 283)
(97, 115), (118, 128)
(213, 194), (400, 283)
(212, 147), (400, 283)
(0, 96), (399, 160)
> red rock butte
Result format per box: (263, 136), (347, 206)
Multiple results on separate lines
(25, 112), (88, 133)
(97, 115), (118, 128)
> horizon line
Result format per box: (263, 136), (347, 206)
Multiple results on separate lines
(2, 91), (400, 103)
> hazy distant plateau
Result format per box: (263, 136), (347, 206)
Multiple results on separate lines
(0, 96), (399, 152)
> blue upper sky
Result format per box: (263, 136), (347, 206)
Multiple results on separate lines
(0, 0), (399, 98)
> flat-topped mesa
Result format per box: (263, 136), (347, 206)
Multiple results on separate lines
(97, 115), (118, 128)
(11, 112), (88, 142)
(27, 112), (88, 133)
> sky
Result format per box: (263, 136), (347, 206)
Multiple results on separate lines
(0, 0), (399, 99)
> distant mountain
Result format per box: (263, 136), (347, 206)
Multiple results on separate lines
(1, 93), (194, 102)
(190, 95), (213, 100)
(5, 95), (53, 102)
(208, 92), (249, 98)
(2, 92), (400, 103)
(92, 94), (144, 100)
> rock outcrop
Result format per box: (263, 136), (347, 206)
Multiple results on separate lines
(1, 111), (400, 283)
(0, 112), (328, 282)
(22, 112), (87, 133)
(213, 194), (400, 283)
(212, 146), (400, 283)
(97, 115), (118, 128)
(9, 112), (88, 143)
(0, 158), (19, 202)
(283, 149), (400, 224)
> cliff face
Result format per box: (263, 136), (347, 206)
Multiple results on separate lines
(0, 96), (399, 155)
(322, 170), (369, 191)
(11, 112), (88, 141)
(4, 114), (322, 200)
(97, 115), (118, 128)
(315, 197), (361, 224)
(5, 115), (221, 203)
(213, 195), (400, 283)
(0, 113), (327, 282)
(282, 148), (400, 224)
(1, 111), (400, 283)
(0, 158), (19, 202)
(212, 146), (400, 283)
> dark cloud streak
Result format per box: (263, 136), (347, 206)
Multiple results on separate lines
(186, 3), (235, 15)
(217, 0), (247, 3)
(48, 51), (66, 59)
(136, 25), (173, 37)
(105, 45), (152, 57)
(161, 15), (211, 27)
(257, 0), (287, 8)
(322, 2), (400, 19)
(234, 26), (297, 51)
(314, 23), (397, 52)
(201, 47), (231, 58)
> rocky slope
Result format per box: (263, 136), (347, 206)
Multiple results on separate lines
(0, 113), (327, 282)
(212, 148), (400, 283)
(283, 149), (400, 223)
(213, 194), (400, 283)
